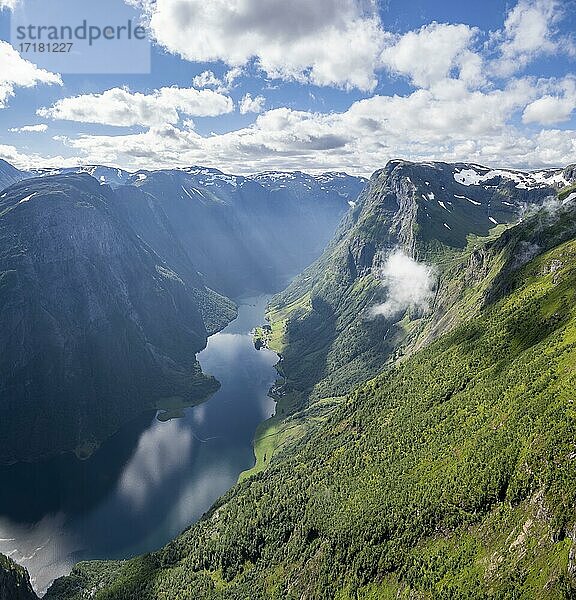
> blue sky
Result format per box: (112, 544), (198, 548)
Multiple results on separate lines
(0, 0), (575, 175)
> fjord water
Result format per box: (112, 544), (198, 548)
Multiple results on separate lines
(0, 296), (277, 595)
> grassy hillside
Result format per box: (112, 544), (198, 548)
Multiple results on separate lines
(46, 202), (576, 599)
(263, 161), (564, 411)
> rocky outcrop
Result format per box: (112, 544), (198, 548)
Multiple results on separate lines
(563, 164), (576, 183)
(0, 174), (219, 463)
(0, 159), (28, 193)
(0, 554), (37, 600)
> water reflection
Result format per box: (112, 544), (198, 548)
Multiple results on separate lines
(118, 419), (194, 510)
(0, 296), (277, 594)
(0, 412), (155, 523)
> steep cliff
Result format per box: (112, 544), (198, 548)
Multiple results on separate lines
(266, 160), (572, 407)
(0, 174), (220, 463)
(0, 554), (37, 600)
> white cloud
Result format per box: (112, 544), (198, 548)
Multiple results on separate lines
(0, 143), (80, 170)
(381, 23), (483, 89)
(5, 0), (576, 175)
(8, 124), (48, 133)
(224, 67), (244, 89)
(192, 70), (224, 91)
(523, 95), (575, 124)
(521, 76), (576, 125)
(492, 0), (564, 76)
(239, 93), (265, 114)
(191, 68), (243, 93)
(532, 128), (576, 165)
(130, 0), (388, 90)
(369, 251), (435, 318)
(49, 75), (576, 175)
(0, 41), (62, 108)
(37, 85), (234, 127)
(0, 0), (17, 10)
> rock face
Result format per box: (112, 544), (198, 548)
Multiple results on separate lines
(0, 174), (219, 463)
(562, 163), (576, 183)
(0, 159), (28, 193)
(268, 159), (564, 405)
(0, 554), (38, 600)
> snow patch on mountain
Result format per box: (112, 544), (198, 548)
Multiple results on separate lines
(17, 192), (36, 205)
(454, 194), (481, 206)
(454, 165), (570, 190)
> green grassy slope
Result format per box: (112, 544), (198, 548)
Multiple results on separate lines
(46, 204), (576, 599)
(264, 161), (562, 411)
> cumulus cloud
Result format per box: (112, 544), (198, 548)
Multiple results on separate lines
(191, 68), (243, 93)
(224, 67), (244, 89)
(492, 0), (565, 76)
(0, 41), (62, 107)
(0, 143), (81, 170)
(0, 0), (17, 10)
(522, 78), (576, 125)
(381, 22), (483, 89)
(370, 251), (436, 318)
(37, 85), (233, 127)
(8, 124), (48, 133)
(129, 0), (388, 90)
(522, 95), (575, 124)
(239, 93), (265, 114)
(5, 0), (576, 174)
(192, 70), (224, 91)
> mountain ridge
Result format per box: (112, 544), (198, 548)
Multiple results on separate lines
(263, 159), (576, 410)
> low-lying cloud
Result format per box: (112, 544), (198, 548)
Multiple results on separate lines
(370, 250), (436, 318)
(38, 86), (234, 128)
(8, 123), (48, 133)
(520, 194), (575, 222)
